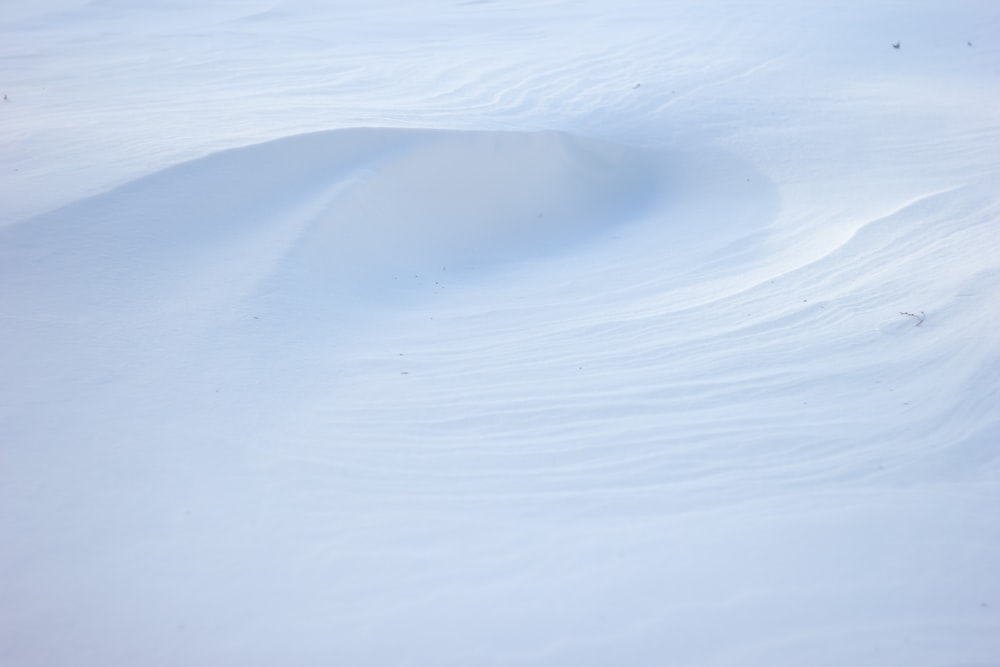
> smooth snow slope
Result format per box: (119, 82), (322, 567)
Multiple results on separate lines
(2, 1), (1000, 666)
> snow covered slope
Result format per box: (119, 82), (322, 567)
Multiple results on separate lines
(2, 1), (1000, 666)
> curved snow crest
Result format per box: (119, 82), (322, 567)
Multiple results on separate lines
(0, 128), (665, 315)
(0, 127), (782, 326)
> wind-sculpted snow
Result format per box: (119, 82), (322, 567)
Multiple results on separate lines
(0, 127), (773, 318)
(2, 2), (1000, 666)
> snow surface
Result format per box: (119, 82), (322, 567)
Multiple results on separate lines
(2, 1), (1000, 665)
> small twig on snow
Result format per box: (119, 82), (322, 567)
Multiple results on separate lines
(900, 311), (925, 326)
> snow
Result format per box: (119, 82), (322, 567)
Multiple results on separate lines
(2, 1), (1000, 665)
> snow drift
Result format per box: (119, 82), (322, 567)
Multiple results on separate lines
(0, 129), (664, 314)
(3, 1), (1000, 666)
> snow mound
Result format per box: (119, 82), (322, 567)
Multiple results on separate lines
(0, 128), (665, 317)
